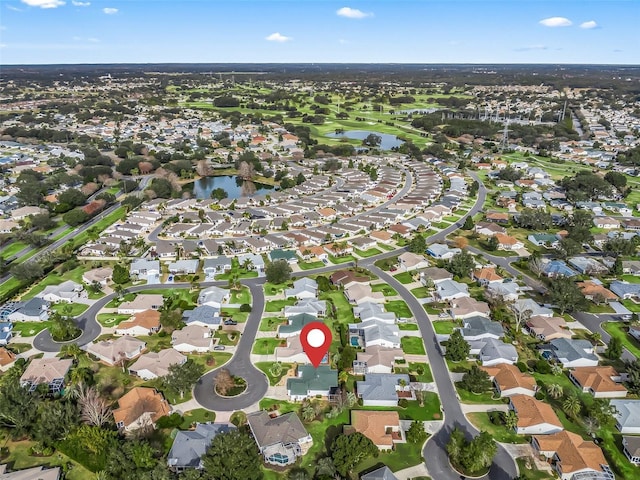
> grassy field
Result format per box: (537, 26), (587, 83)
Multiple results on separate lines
(370, 283), (398, 296)
(433, 320), (458, 334)
(455, 385), (504, 404)
(398, 323), (419, 331)
(385, 300), (411, 318)
(21, 265), (86, 300)
(179, 408), (216, 429)
(393, 272), (414, 284)
(410, 286), (431, 298)
(264, 298), (296, 312)
(96, 313), (131, 327)
(1, 241), (29, 259)
(602, 321), (640, 359)
(263, 281), (290, 296)
(229, 286), (251, 305)
(401, 336), (426, 355)
(515, 457), (554, 480)
(9, 321), (51, 337)
(1, 440), (95, 480)
(467, 412), (528, 444)
(298, 260), (325, 270)
(259, 317), (287, 331)
(51, 302), (89, 316)
(252, 338), (284, 355)
(354, 247), (382, 258)
(255, 362), (292, 386)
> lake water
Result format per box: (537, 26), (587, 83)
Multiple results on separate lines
(325, 130), (405, 150)
(193, 175), (273, 199)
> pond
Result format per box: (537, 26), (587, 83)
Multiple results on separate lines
(325, 130), (405, 150)
(193, 175), (274, 200)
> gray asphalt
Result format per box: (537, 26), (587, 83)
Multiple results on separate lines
(571, 312), (636, 363)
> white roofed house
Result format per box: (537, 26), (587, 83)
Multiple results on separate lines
(37, 280), (86, 303)
(610, 400), (640, 434)
(397, 252), (430, 272)
(344, 283), (385, 305)
(130, 258), (161, 284)
(82, 267), (113, 286)
(285, 278), (318, 300)
(129, 349), (187, 380)
(197, 286), (230, 309)
(6, 298), (50, 322)
(20, 357), (72, 394)
(84, 336), (146, 365)
(168, 259), (199, 275)
(479, 338), (518, 366)
(356, 373), (413, 407)
(349, 319), (400, 349)
(117, 294), (164, 315)
(171, 325), (214, 353)
(435, 279), (469, 302)
(284, 299), (326, 318)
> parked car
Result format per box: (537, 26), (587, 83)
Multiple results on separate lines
(224, 319), (238, 326)
(213, 345), (226, 351)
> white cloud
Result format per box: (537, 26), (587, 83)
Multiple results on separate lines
(580, 20), (598, 29)
(102, 7), (118, 14)
(539, 17), (572, 27)
(21, 0), (65, 8)
(265, 32), (291, 42)
(338, 39), (348, 45)
(72, 1), (90, 6)
(336, 7), (372, 19)
(6, 5), (22, 11)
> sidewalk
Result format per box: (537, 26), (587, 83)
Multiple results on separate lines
(393, 463), (430, 480)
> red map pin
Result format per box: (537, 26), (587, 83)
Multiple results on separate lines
(300, 322), (332, 368)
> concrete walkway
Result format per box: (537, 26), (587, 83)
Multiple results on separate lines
(393, 463), (430, 480)
(173, 398), (203, 413)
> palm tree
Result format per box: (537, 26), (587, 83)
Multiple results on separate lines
(315, 457), (336, 478)
(301, 403), (316, 423)
(61, 343), (82, 360)
(287, 469), (311, 480)
(241, 258), (253, 272)
(563, 395), (582, 419)
(504, 410), (518, 430)
(589, 332), (602, 346)
(338, 370), (349, 386)
(547, 384), (563, 399)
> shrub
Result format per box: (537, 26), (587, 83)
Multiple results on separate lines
(239, 303), (252, 312)
(534, 360), (552, 374)
(156, 413), (183, 429)
(516, 362), (528, 373)
(398, 398), (409, 408)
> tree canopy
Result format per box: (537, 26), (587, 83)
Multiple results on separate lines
(265, 259), (293, 284)
(202, 430), (263, 480)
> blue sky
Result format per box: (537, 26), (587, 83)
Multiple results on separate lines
(0, 1), (637, 64)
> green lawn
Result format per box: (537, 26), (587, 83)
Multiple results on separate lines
(385, 300), (411, 318)
(433, 320), (458, 334)
(1, 241), (29, 259)
(621, 275), (640, 284)
(467, 412), (528, 444)
(259, 317), (287, 331)
(214, 330), (240, 346)
(229, 286), (251, 305)
(252, 338), (284, 355)
(328, 254), (357, 265)
(263, 282), (291, 296)
(410, 286), (431, 298)
(96, 313), (131, 327)
(356, 439), (426, 475)
(370, 283), (398, 296)
(21, 265), (87, 300)
(354, 247), (382, 258)
(255, 362), (292, 386)
(401, 336), (426, 355)
(179, 408), (216, 429)
(455, 385), (504, 404)
(410, 362), (434, 383)
(321, 290), (357, 323)
(602, 321), (640, 359)
(220, 308), (249, 323)
(51, 302), (89, 316)
(1, 440), (95, 480)
(515, 458), (554, 480)
(9, 321), (51, 337)
(298, 261), (325, 270)
(0, 277), (25, 302)
(398, 323), (419, 331)
(621, 299), (640, 312)
(393, 272), (414, 284)
(377, 242), (395, 251)
(265, 298), (297, 312)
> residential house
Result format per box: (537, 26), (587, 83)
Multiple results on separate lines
(285, 278), (318, 300)
(479, 338), (518, 366)
(486, 281), (521, 303)
(115, 309), (161, 336)
(610, 400), (640, 434)
(274, 334), (309, 363)
(622, 436), (640, 466)
(0, 465), (61, 480)
(578, 281), (617, 303)
(494, 233), (524, 251)
(182, 305), (221, 328)
(545, 338), (599, 368)
(418, 267), (452, 287)
(129, 349), (187, 380)
(20, 358), (72, 393)
(284, 299), (326, 318)
(344, 283), (385, 305)
(397, 252), (430, 272)
(85, 336), (146, 365)
(269, 249), (299, 264)
(543, 260), (578, 278)
(568, 257), (608, 275)
(237, 253), (266, 275)
(525, 316), (571, 341)
(426, 243), (461, 260)
(459, 316), (504, 341)
(486, 212), (510, 224)
(330, 270), (369, 288)
(482, 363), (537, 397)
(130, 259), (161, 283)
(82, 267), (112, 286)
(171, 325), (214, 353)
(167, 423), (236, 472)
(356, 373), (412, 406)
(168, 259), (199, 275)
(349, 319), (400, 349)
(0, 322), (12, 346)
(569, 366), (627, 398)
(609, 281), (640, 300)
(475, 222), (506, 237)
(246, 411), (312, 467)
(622, 260), (640, 275)
(528, 234), (560, 249)
(532, 431), (613, 480)
(353, 346), (404, 375)
(511, 298), (553, 318)
(360, 466), (399, 480)
(354, 302), (397, 323)
(113, 387), (171, 432)
(0, 347), (16, 368)
(117, 294), (164, 314)
(202, 257), (232, 279)
(593, 216), (621, 229)
(450, 297), (491, 319)
(435, 279), (469, 302)
(37, 280), (86, 303)
(472, 267), (503, 286)
(509, 394), (563, 435)
(6, 298), (50, 322)
(198, 286), (230, 308)
(286, 365), (338, 401)
(348, 411), (404, 451)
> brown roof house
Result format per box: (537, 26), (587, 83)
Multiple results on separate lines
(348, 410), (404, 451)
(0, 347), (16, 369)
(117, 294), (164, 315)
(509, 394), (563, 435)
(20, 357), (72, 394)
(246, 411), (312, 467)
(482, 363), (537, 397)
(115, 309), (161, 336)
(330, 269), (369, 288)
(532, 431), (613, 480)
(450, 297), (491, 320)
(525, 315), (571, 341)
(113, 387), (171, 432)
(171, 325), (213, 353)
(129, 349), (187, 380)
(569, 366), (627, 398)
(577, 281), (618, 304)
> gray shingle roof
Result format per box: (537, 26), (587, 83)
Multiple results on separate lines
(167, 423), (235, 469)
(356, 373), (410, 403)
